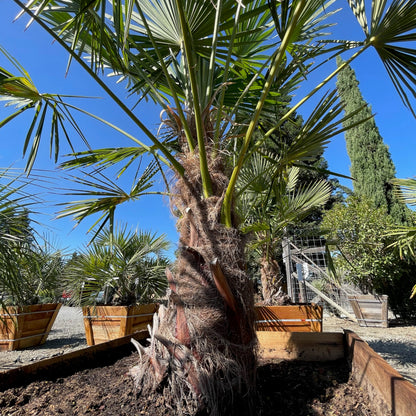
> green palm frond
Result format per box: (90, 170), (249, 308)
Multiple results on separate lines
(360, 0), (416, 115)
(391, 177), (416, 205)
(387, 177), (416, 258)
(63, 223), (170, 305)
(60, 146), (158, 179)
(57, 161), (160, 239)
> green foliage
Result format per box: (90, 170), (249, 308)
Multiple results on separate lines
(63, 225), (170, 306)
(0, 170), (64, 306)
(336, 58), (411, 225)
(322, 197), (416, 318)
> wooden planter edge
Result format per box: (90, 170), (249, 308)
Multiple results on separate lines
(345, 329), (416, 416)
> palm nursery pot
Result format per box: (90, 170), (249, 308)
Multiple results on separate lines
(0, 303), (62, 351)
(254, 303), (323, 332)
(82, 303), (159, 346)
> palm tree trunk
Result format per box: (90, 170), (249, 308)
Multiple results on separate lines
(260, 253), (288, 305)
(131, 151), (257, 415)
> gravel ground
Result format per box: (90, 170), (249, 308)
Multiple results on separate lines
(0, 306), (415, 386)
(0, 306), (87, 371)
(324, 314), (416, 385)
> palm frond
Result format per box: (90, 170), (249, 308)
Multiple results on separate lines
(362, 0), (416, 115)
(57, 162), (160, 239)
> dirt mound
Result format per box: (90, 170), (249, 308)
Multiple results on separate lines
(0, 351), (378, 416)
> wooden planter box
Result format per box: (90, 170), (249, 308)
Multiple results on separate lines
(348, 294), (388, 327)
(0, 303), (62, 351)
(82, 303), (159, 346)
(254, 304), (323, 332)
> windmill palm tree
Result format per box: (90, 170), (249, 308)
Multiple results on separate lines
(3, 0), (416, 414)
(0, 169), (64, 306)
(238, 157), (332, 304)
(64, 225), (170, 306)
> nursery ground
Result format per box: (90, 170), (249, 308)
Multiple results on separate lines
(0, 349), (379, 416)
(0, 306), (415, 416)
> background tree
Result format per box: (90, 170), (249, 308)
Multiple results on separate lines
(321, 196), (416, 319)
(336, 57), (411, 224)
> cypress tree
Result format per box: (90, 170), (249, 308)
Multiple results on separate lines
(336, 57), (410, 224)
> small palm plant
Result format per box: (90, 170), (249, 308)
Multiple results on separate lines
(238, 156), (332, 303)
(0, 171), (64, 307)
(64, 225), (170, 306)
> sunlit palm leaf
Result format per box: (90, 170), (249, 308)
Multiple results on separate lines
(361, 0), (416, 115)
(0, 47), (92, 172)
(63, 223), (170, 305)
(57, 161), (160, 238)
(387, 178), (416, 258)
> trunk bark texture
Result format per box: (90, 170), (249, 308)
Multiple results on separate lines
(260, 254), (288, 306)
(131, 151), (257, 415)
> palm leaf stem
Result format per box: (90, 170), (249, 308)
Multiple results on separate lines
(205, 0), (222, 106)
(174, 0), (212, 197)
(223, 0), (306, 227)
(12, 0), (185, 177)
(45, 98), (172, 167)
(134, 0), (195, 152)
(213, 0), (243, 147)
(263, 42), (371, 141)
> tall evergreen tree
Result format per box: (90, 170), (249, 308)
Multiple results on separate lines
(336, 57), (410, 224)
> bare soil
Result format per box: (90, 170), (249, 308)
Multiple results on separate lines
(0, 308), (414, 415)
(0, 349), (379, 416)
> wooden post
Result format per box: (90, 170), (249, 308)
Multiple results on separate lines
(82, 307), (95, 346)
(282, 236), (294, 302)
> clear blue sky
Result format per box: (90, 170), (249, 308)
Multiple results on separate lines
(1, 1), (416, 255)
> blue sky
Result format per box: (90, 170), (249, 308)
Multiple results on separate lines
(1, 1), (416, 255)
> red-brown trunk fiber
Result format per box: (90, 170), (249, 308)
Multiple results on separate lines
(131, 151), (257, 416)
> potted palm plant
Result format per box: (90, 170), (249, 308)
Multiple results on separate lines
(238, 162), (329, 332)
(63, 225), (170, 345)
(0, 174), (64, 351)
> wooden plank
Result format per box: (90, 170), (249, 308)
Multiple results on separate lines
(22, 318), (52, 332)
(16, 336), (45, 350)
(255, 305), (322, 332)
(82, 304), (158, 346)
(0, 314), (17, 351)
(82, 307), (95, 346)
(345, 330), (416, 416)
(14, 310), (25, 351)
(348, 295), (388, 327)
(257, 331), (344, 361)
(119, 308), (130, 338)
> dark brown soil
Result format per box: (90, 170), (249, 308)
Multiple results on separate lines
(0, 348), (379, 416)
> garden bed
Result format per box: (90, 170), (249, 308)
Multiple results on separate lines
(1, 330), (415, 415)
